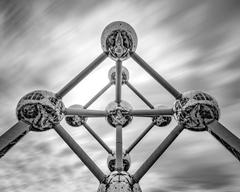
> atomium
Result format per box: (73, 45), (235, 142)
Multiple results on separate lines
(65, 105), (87, 127)
(97, 171), (142, 192)
(106, 101), (133, 128)
(16, 90), (65, 131)
(101, 21), (138, 61)
(2, 21), (239, 192)
(108, 66), (129, 84)
(152, 105), (172, 127)
(174, 90), (220, 131)
(107, 152), (131, 172)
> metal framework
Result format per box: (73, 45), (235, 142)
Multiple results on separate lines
(0, 21), (240, 192)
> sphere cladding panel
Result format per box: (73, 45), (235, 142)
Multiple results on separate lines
(101, 21), (138, 61)
(65, 105), (87, 127)
(107, 153), (131, 172)
(97, 171), (142, 192)
(106, 101), (133, 128)
(108, 66), (129, 84)
(16, 90), (65, 131)
(174, 90), (220, 131)
(152, 105), (172, 127)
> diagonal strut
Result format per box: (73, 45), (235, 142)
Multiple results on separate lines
(125, 81), (154, 109)
(82, 122), (113, 154)
(125, 122), (155, 154)
(56, 52), (107, 99)
(84, 82), (113, 109)
(131, 52), (182, 99)
(133, 124), (184, 182)
(54, 124), (106, 182)
(0, 121), (31, 158)
(208, 121), (240, 161)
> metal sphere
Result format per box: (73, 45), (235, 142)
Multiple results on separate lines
(97, 171), (142, 192)
(16, 90), (65, 131)
(107, 152), (131, 172)
(65, 105), (87, 127)
(101, 21), (138, 61)
(152, 105), (172, 127)
(106, 101), (133, 128)
(173, 90), (220, 131)
(108, 66), (129, 84)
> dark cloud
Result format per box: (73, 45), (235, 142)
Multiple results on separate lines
(62, 165), (74, 175)
(34, 142), (52, 154)
(227, 55), (240, 70)
(45, 0), (106, 18)
(58, 147), (74, 157)
(0, 0), (33, 37)
(157, 0), (240, 58)
(151, 189), (169, 192)
(162, 0), (240, 31)
(162, 0), (204, 24)
(0, 0), (106, 37)
(170, 164), (235, 190)
(73, 161), (84, 168)
(205, 0), (240, 24)
(219, 79), (240, 105)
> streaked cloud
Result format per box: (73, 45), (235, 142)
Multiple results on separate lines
(0, 0), (240, 191)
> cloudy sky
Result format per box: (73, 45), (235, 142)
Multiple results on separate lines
(0, 0), (240, 191)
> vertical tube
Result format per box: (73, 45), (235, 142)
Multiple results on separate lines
(115, 60), (122, 104)
(116, 125), (123, 171)
(56, 52), (107, 98)
(125, 82), (154, 109)
(83, 122), (113, 154)
(208, 121), (240, 161)
(54, 124), (106, 182)
(125, 122), (155, 154)
(131, 52), (182, 99)
(84, 82), (112, 109)
(133, 124), (184, 182)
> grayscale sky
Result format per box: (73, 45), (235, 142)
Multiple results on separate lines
(0, 0), (240, 191)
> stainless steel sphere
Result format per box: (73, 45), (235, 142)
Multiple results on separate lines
(107, 152), (131, 172)
(97, 171), (142, 192)
(16, 90), (65, 131)
(174, 90), (220, 131)
(101, 21), (138, 61)
(65, 105), (87, 127)
(152, 105), (172, 127)
(108, 66), (129, 84)
(106, 101), (133, 128)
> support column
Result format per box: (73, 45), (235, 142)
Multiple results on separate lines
(116, 125), (123, 171)
(115, 60), (122, 104)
